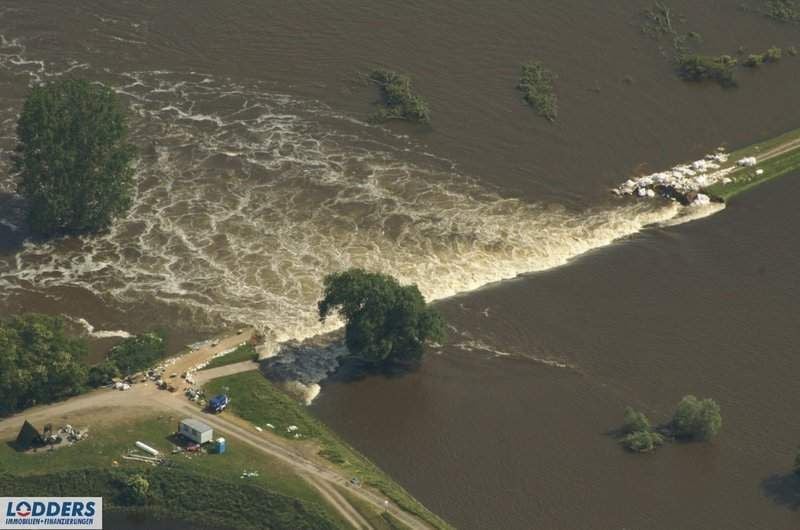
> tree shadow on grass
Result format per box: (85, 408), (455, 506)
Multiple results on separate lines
(5, 440), (22, 452)
(5, 439), (53, 453)
(761, 472), (800, 510)
(165, 432), (186, 447)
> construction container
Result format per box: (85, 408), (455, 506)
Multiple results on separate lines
(179, 418), (213, 444)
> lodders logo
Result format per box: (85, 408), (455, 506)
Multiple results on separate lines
(1, 497), (101, 529)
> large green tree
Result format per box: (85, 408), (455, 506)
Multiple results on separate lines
(318, 269), (446, 366)
(0, 314), (88, 415)
(13, 79), (137, 235)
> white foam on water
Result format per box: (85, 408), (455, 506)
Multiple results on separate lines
(0, 38), (723, 350)
(71, 316), (132, 339)
(658, 201), (726, 227)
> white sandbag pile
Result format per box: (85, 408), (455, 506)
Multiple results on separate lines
(614, 150), (744, 205)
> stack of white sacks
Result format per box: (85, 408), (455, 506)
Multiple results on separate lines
(614, 150), (760, 205)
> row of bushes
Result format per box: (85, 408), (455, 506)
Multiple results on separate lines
(742, 45), (797, 66)
(677, 45), (795, 87)
(620, 395), (722, 453)
(764, 0), (800, 22)
(640, 3), (796, 87)
(0, 313), (167, 415)
(88, 332), (166, 387)
(369, 62), (559, 126)
(0, 314), (89, 415)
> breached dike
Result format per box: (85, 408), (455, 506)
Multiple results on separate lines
(615, 126), (800, 206)
(613, 150), (733, 206)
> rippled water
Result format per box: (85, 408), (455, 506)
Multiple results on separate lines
(0, 23), (694, 351)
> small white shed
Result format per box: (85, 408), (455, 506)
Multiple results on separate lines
(179, 418), (213, 444)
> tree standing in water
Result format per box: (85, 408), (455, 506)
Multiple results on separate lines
(14, 79), (137, 236)
(318, 269), (446, 366)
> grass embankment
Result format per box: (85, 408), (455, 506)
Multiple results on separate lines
(200, 344), (258, 370)
(704, 127), (800, 201)
(337, 486), (412, 530)
(205, 371), (452, 530)
(0, 415), (347, 529)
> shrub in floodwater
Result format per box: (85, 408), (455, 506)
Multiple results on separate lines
(318, 268), (446, 366)
(641, 1), (675, 37)
(677, 54), (738, 87)
(671, 395), (722, 441)
(765, 46), (783, 62)
(619, 407), (663, 453)
(743, 53), (765, 67)
(764, 0), (800, 22)
(621, 430), (665, 453)
(368, 69), (431, 124)
(743, 46), (785, 67)
(622, 406), (651, 434)
(517, 61), (558, 122)
(641, 2), (702, 57)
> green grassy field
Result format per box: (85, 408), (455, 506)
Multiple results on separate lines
(200, 343), (259, 370)
(205, 371), (453, 530)
(0, 414), (347, 529)
(0, 467), (341, 530)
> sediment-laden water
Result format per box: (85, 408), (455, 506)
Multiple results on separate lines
(2, 1), (800, 529)
(0, 12), (690, 350)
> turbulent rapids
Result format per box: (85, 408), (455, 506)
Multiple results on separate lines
(0, 34), (703, 350)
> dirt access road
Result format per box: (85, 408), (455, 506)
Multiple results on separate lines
(0, 330), (433, 530)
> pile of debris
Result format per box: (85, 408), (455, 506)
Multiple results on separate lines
(59, 424), (88, 445)
(613, 150), (747, 205)
(185, 387), (205, 403)
(122, 441), (167, 466)
(262, 337), (348, 387)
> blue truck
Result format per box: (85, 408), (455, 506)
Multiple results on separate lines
(208, 394), (230, 413)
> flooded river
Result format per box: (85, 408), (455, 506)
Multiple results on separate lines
(1, 1), (799, 528)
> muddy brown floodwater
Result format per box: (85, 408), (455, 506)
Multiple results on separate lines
(1, 1), (800, 528)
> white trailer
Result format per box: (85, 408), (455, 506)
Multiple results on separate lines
(179, 418), (213, 444)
